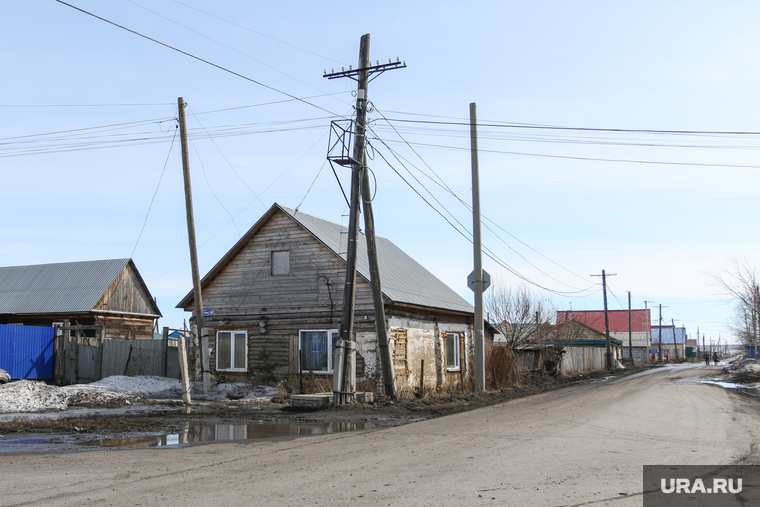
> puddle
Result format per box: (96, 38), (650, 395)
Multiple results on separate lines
(0, 421), (376, 453)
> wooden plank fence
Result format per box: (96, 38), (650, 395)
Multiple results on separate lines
(53, 323), (190, 384)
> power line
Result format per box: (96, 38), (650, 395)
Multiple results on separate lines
(0, 103), (173, 107)
(369, 108), (600, 288)
(131, 124), (179, 258)
(379, 117), (760, 136)
(376, 138), (760, 170)
(369, 140), (597, 297)
(125, 0), (348, 102)
(54, 0), (345, 118)
(168, 0), (347, 65)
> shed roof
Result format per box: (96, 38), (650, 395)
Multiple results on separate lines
(178, 204), (473, 315)
(0, 258), (159, 316)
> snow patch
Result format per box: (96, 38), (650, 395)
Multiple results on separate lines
(0, 376), (280, 414)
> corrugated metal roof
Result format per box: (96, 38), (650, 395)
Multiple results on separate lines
(0, 259), (130, 314)
(280, 205), (473, 314)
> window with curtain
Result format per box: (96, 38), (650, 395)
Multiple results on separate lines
(299, 329), (338, 374)
(216, 330), (248, 372)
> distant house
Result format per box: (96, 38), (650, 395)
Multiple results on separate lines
(556, 309), (651, 362)
(177, 203), (485, 392)
(651, 325), (687, 361)
(514, 320), (623, 375)
(0, 258), (161, 340)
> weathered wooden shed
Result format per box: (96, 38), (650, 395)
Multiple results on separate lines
(0, 258), (161, 340)
(177, 203), (481, 393)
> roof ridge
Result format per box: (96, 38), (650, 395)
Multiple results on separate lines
(0, 258), (130, 270)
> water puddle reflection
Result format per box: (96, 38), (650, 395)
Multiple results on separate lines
(79, 421), (375, 449)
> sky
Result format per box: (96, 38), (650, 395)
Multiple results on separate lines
(3, 1), (760, 346)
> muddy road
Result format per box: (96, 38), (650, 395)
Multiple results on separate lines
(2, 364), (758, 506)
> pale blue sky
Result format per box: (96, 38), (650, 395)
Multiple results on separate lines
(3, 1), (760, 345)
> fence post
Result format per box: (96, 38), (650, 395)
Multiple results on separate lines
(162, 327), (169, 377)
(177, 334), (192, 406)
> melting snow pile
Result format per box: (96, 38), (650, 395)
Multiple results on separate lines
(0, 376), (279, 414)
(0, 381), (70, 413)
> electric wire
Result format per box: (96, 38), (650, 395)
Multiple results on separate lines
(370, 107), (598, 288)
(125, 0), (348, 102)
(130, 123), (178, 258)
(187, 104), (267, 212)
(168, 0), (347, 66)
(186, 127), (242, 237)
(379, 116), (760, 136)
(54, 0), (346, 119)
(369, 141), (597, 297)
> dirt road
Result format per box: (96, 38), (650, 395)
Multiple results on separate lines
(2, 364), (758, 506)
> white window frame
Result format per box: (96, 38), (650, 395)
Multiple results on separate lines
(271, 250), (290, 276)
(445, 332), (461, 372)
(216, 330), (249, 372)
(298, 329), (339, 374)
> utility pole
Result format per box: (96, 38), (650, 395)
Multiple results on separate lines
(178, 96), (210, 395)
(591, 270), (616, 368)
(628, 291), (633, 364)
(470, 102), (486, 392)
(644, 300), (655, 362)
(658, 304), (663, 361)
(672, 318), (679, 360)
(324, 35), (405, 404)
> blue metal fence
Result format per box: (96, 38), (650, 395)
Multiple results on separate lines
(0, 324), (55, 379)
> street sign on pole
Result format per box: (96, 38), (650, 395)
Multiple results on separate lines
(467, 269), (491, 293)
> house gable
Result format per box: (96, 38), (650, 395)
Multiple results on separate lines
(95, 260), (161, 317)
(185, 208), (375, 330)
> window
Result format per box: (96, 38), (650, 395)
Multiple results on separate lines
(445, 332), (461, 371)
(299, 329), (339, 374)
(272, 250), (290, 276)
(392, 330), (409, 376)
(216, 330), (248, 372)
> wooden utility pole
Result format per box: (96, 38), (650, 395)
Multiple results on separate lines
(178, 96), (210, 395)
(672, 318), (679, 360)
(658, 304), (663, 361)
(470, 102), (486, 392)
(592, 270), (615, 368)
(627, 291), (633, 364)
(324, 35), (406, 404)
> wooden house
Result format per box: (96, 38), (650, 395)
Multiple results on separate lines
(0, 258), (161, 340)
(177, 203), (481, 392)
(513, 320), (623, 375)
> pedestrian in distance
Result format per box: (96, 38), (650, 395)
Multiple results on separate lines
(704, 352), (710, 365)
(712, 351), (719, 365)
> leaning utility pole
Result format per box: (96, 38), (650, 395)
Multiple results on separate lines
(672, 318), (679, 360)
(178, 96), (210, 395)
(324, 35), (405, 404)
(592, 270), (615, 368)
